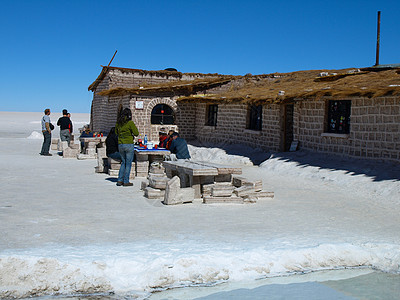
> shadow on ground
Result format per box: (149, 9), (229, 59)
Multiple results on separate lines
(188, 140), (400, 182)
(269, 150), (400, 182)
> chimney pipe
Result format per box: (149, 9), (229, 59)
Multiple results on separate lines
(375, 11), (381, 66)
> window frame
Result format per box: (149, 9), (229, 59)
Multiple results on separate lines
(326, 100), (351, 134)
(246, 104), (263, 131)
(205, 104), (218, 126)
(151, 104), (175, 125)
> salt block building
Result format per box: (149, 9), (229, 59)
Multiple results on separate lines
(89, 64), (400, 163)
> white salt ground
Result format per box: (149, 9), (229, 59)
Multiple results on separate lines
(0, 111), (399, 299)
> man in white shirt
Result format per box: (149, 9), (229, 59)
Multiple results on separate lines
(40, 108), (52, 156)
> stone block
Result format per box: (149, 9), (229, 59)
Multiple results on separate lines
(202, 183), (214, 197)
(87, 141), (96, 148)
(141, 179), (149, 190)
(234, 185), (256, 197)
(97, 147), (106, 158)
(211, 184), (234, 197)
(96, 157), (108, 173)
(86, 148), (96, 156)
(136, 172), (148, 178)
(244, 180), (263, 192)
(51, 138), (59, 150)
(232, 176), (250, 187)
(77, 153), (96, 160)
(58, 140), (68, 152)
(108, 167), (135, 179)
(144, 187), (165, 199)
(163, 176), (182, 205)
(69, 143), (80, 150)
(233, 176), (262, 191)
(249, 190), (275, 199)
(63, 147), (80, 159)
(148, 175), (169, 190)
(108, 169), (119, 177)
(203, 196), (244, 204)
(179, 187), (195, 203)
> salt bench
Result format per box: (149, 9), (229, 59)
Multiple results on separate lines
(162, 160), (242, 199)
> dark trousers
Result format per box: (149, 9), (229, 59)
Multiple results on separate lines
(40, 131), (51, 155)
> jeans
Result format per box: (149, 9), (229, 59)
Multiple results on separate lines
(40, 131), (51, 154)
(108, 151), (122, 161)
(60, 129), (71, 146)
(118, 144), (135, 183)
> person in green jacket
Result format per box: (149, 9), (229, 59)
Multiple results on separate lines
(115, 108), (139, 186)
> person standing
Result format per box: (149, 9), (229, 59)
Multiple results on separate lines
(115, 108), (139, 186)
(40, 108), (53, 156)
(57, 109), (72, 146)
(169, 132), (191, 159)
(105, 127), (122, 161)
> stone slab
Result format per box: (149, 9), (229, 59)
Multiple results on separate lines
(148, 176), (169, 190)
(144, 187), (165, 199)
(63, 147), (80, 159)
(203, 196), (244, 204)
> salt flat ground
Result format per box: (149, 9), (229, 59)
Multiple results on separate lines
(0, 111), (399, 299)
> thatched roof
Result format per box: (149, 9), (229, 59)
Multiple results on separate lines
(88, 66), (185, 91)
(88, 65), (234, 92)
(98, 77), (235, 97)
(177, 67), (400, 104)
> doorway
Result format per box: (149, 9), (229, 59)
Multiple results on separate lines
(284, 104), (294, 151)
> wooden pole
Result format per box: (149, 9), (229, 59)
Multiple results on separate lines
(107, 50), (118, 67)
(375, 11), (381, 66)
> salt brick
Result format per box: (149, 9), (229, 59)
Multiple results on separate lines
(203, 196), (244, 204)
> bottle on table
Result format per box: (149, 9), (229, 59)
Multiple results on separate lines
(144, 134), (148, 145)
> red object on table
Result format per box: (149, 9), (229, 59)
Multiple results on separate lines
(93, 133), (95, 137)
(154, 144), (158, 149)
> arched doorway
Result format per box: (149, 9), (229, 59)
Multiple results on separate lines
(151, 104), (175, 125)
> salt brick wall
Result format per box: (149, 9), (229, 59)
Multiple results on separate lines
(294, 97), (400, 163)
(178, 103), (281, 151)
(91, 69), (188, 137)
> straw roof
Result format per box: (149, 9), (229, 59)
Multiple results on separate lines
(88, 66), (186, 91)
(90, 65), (400, 103)
(98, 77), (235, 97)
(177, 68), (400, 104)
(88, 66), (233, 92)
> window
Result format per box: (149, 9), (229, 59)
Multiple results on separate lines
(327, 100), (351, 134)
(247, 105), (262, 131)
(206, 104), (218, 126)
(151, 104), (175, 125)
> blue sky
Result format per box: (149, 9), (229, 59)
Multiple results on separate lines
(1, 0), (399, 113)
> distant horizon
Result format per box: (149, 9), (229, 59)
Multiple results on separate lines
(0, 110), (90, 114)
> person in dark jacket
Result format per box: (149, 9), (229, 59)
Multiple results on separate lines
(105, 127), (122, 161)
(57, 109), (73, 146)
(169, 132), (191, 160)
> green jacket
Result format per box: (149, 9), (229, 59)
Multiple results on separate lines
(115, 120), (139, 144)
